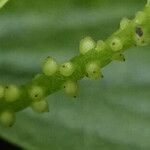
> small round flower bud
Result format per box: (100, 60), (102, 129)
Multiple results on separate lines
(95, 40), (106, 52)
(42, 57), (58, 76)
(79, 36), (96, 54)
(4, 85), (20, 102)
(110, 37), (123, 52)
(120, 18), (130, 30)
(59, 62), (74, 76)
(112, 53), (125, 62)
(0, 111), (15, 127)
(29, 86), (44, 101)
(31, 100), (49, 113)
(135, 34), (149, 46)
(86, 62), (102, 80)
(135, 11), (146, 25)
(63, 81), (78, 97)
(0, 86), (4, 99)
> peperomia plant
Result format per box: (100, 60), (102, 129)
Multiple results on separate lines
(0, 0), (150, 127)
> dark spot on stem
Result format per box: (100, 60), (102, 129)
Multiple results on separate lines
(112, 42), (115, 45)
(35, 94), (38, 98)
(142, 40), (145, 44)
(136, 27), (143, 37)
(85, 73), (89, 77)
(9, 124), (13, 127)
(5, 86), (9, 89)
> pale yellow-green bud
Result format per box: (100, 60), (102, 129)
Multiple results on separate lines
(4, 85), (20, 102)
(31, 100), (49, 113)
(79, 36), (96, 54)
(63, 80), (78, 97)
(86, 62), (102, 80)
(135, 34), (150, 46)
(95, 40), (106, 52)
(112, 53), (125, 62)
(42, 57), (58, 76)
(120, 18), (131, 30)
(29, 86), (44, 101)
(59, 62), (74, 76)
(110, 37), (123, 52)
(0, 111), (15, 127)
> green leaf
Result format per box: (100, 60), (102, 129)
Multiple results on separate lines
(0, 0), (150, 149)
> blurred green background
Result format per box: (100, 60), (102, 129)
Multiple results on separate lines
(0, 0), (150, 149)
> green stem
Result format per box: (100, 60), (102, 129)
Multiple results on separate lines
(0, 1), (150, 126)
